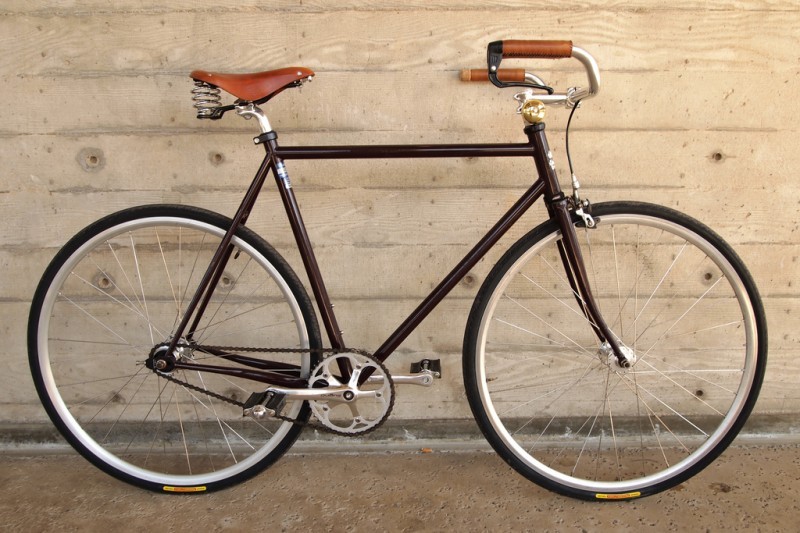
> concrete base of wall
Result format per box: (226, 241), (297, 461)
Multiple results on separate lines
(2, 414), (797, 454)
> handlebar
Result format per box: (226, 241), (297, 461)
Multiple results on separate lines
(500, 40), (573, 59)
(460, 68), (526, 83)
(462, 40), (601, 106)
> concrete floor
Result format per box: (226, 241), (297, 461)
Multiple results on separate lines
(1, 442), (799, 532)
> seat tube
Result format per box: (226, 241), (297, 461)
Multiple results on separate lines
(260, 132), (346, 349)
(526, 123), (627, 361)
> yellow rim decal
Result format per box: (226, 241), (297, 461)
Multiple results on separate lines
(595, 491), (641, 500)
(163, 485), (207, 493)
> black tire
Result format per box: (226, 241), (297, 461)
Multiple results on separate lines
(28, 205), (322, 493)
(463, 201), (767, 500)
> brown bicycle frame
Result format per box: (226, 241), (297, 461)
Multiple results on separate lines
(165, 122), (624, 386)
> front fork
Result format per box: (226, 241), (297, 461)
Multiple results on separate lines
(526, 123), (631, 367)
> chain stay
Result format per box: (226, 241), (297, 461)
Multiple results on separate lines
(159, 344), (379, 435)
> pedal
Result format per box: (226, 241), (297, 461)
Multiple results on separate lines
(390, 359), (442, 386)
(243, 390), (286, 419)
(365, 359), (442, 387)
(410, 359), (442, 378)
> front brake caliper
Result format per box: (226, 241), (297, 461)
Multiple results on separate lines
(570, 197), (596, 228)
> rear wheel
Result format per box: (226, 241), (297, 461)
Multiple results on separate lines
(463, 202), (766, 500)
(28, 205), (322, 493)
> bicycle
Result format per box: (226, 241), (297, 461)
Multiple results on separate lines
(27, 40), (767, 501)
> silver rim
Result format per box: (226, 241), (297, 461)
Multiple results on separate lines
(36, 216), (310, 487)
(475, 212), (758, 494)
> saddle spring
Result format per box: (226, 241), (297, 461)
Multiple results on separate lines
(191, 80), (222, 117)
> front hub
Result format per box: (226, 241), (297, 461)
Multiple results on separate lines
(598, 341), (636, 373)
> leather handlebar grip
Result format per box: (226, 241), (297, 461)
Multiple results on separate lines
(502, 40), (573, 59)
(460, 68), (526, 82)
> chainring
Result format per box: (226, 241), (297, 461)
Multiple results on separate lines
(307, 352), (395, 435)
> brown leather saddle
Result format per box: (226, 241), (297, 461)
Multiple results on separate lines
(190, 67), (314, 103)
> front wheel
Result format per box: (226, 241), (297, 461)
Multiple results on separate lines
(28, 205), (322, 493)
(463, 202), (767, 500)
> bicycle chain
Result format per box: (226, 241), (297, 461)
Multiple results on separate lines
(157, 344), (387, 436)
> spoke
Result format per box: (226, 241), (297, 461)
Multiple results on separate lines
(605, 227), (665, 334)
(519, 272), (600, 331)
(191, 301), (279, 342)
(99, 367), (152, 443)
(130, 233), (155, 345)
(194, 319), (295, 346)
(641, 277), (725, 360)
(57, 372), (148, 390)
(179, 385), (257, 451)
(107, 240), (147, 317)
(58, 293), (135, 348)
(493, 319), (575, 351)
(624, 368), (744, 375)
(175, 388), (192, 475)
(501, 295), (597, 359)
(90, 253), (145, 318)
(194, 254), (255, 345)
(155, 228), (181, 318)
(49, 344), (149, 366)
(631, 302), (669, 348)
(634, 358), (727, 416)
(68, 271), (169, 340)
(188, 381), (216, 473)
(634, 226), (641, 353)
(618, 373), (708, 440)
(539, 251), (583, 300)
(50, 338), (134, 347)
(572, 400), (603, 477)
(498, 379), (575, 415)
(176, 231), (209, 332)
(660, 320), (744, 340)
(611, 225), (624, 339)
(576, 367), (619, 480)
(64, 373), (147, 410)
(197, 371), (238, 463)
(606, 369), (621, 481)
(615, 375), (692, 455)
(142, 378), (176, 461)
(492, 358), (603, 398)
(632, 248), (714, 350)
(633, 241), (687, 325)
(541, 249), (599, 343)
(632, 353), (647, 478)
(507, 358), (599, 443)
(177, 227), (183, 329)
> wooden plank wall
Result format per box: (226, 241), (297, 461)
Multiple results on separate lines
(1, 1), (797, 423)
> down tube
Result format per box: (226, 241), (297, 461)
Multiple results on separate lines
(373, 179), (546, 362)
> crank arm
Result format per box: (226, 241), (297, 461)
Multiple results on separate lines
(265, 385), (350, 402)
(366, 373), (435, 387)
(244, 386), (353, 418)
